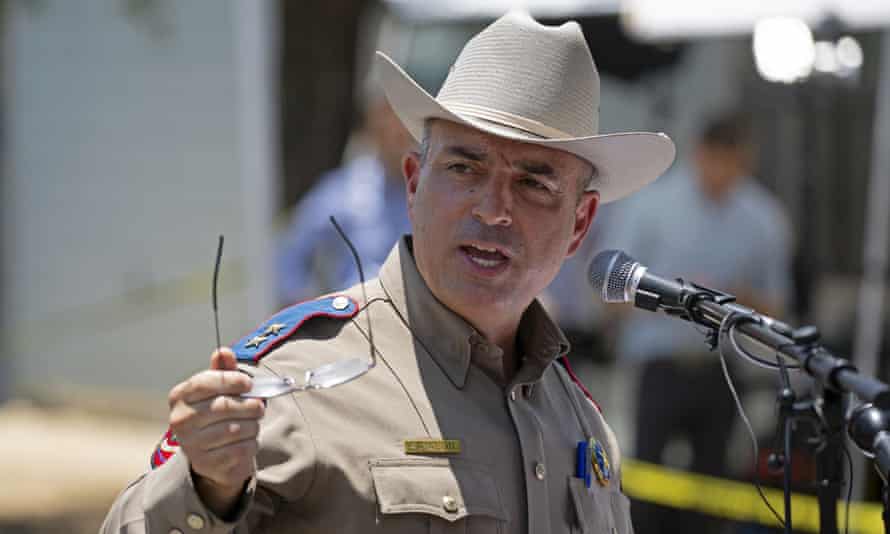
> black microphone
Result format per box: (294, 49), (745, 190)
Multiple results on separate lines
(588, 249), (695, 313)
(589, 251), (890, 487)
(587, 249), (872, 388)
(588, 249), (788, 333)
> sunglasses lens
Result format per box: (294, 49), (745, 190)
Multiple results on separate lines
(307, 358), (371, 389)
(243, 376), (297, 399)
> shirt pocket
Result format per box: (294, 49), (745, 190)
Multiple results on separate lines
(568, 476), (617, 534)
(611, 491), (633, 534)
(369, 457), (508, 534)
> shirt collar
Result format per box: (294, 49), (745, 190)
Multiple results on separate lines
(511, 298), (571, 387)
(378, 236), (570, 389)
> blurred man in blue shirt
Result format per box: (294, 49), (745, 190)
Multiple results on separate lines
(600, 111), (792, 534)
(276, 97), (415, 305)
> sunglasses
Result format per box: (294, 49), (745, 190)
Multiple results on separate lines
(210, 217), (376, 399)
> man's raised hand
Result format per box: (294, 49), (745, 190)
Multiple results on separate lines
(167, 348), (264, 516)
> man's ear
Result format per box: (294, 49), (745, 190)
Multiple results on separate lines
(402, 151), (422, 216)
(566, 191), (599, 257)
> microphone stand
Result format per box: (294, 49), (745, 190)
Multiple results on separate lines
(769, 356), (799, 534)
(642, 281), (890, 534)
(848, 403), (890, 534)
(767, 356), (830, 534)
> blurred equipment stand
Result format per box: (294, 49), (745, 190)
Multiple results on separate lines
(852, 29), (890, 501)
(279, 0), (369, 208)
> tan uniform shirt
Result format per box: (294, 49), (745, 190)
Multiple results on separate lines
(102, 237), (632, 534)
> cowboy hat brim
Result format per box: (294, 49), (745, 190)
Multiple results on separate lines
(375, 52), (676, 204)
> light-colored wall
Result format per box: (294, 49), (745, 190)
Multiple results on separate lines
(4, 0), (275, 411)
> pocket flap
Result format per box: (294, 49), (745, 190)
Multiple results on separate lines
(370, 458), (507, 522)
(568, 476), (615, 534)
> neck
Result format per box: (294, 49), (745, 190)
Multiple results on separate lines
(700, 179), (734, 203)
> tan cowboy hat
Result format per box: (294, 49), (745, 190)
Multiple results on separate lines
(375, 11), (676, 203)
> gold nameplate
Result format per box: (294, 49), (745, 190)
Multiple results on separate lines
(404, 439), (461, 455)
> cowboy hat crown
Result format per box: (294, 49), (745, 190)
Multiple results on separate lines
(375, 11), (675, 203)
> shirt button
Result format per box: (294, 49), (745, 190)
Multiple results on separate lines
(534, 462), (546, 480)
(186, 513), (205, 530)
(442, 495), (459, 513)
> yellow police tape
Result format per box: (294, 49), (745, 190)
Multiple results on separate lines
(621, 458), (883, 534)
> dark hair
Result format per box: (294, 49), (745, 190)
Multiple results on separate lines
(699, 111), (751, 149)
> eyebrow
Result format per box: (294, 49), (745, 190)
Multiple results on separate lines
(445, 145), (487, 161)
(517, 160), (555, 176)
(443, 146), (556, 177)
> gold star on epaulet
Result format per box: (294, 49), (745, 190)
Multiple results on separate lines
(263, 323), (287, 336)
(244, 334), (269, 349)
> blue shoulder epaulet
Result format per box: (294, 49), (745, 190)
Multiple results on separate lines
(233, 295), (359, 363)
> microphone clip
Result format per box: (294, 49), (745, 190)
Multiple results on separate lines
(639, 278), (736, 325)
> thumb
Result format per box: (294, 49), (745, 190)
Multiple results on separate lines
(210, 347), (238, 371)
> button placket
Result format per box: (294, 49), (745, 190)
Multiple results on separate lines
(507, 382), (552, 534)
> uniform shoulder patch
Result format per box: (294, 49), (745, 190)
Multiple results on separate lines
(150, 428), (179, 469)
(232, 295), (359, 363)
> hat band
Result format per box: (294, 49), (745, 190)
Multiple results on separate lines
(441, 101), (578, 140)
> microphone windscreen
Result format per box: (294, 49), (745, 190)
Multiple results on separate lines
(588, 249), (637, 303)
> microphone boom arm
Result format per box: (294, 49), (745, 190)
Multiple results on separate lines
(590, 249), (890, 532)
(634, 270), (890, 410)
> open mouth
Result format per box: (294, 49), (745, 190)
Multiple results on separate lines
(460, 244), (510, 270)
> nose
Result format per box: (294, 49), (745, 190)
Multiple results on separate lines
(471, 178), (512, 226)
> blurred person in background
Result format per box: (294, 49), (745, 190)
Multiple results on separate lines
(275, 91), (415, 306)
(101, 12), (677, 533)
(602, 110), (792, 534)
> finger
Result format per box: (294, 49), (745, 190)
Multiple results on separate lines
(168, 370), (252, 406)
(210, 347), (238, 371)
(196, 419), (261, 451)
(170, 393), (264, 433)
(186, 395), (265, 430)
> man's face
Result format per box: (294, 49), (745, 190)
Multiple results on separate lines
(403, 120), (599, 326)
(694, 142), (750, 200)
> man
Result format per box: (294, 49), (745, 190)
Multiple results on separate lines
(276, 96), (414, 305)
(602, 111), (791, 534)
(102, 12), (674, 533)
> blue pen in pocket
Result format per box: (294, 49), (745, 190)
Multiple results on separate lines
(575, 440), (592, 488)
